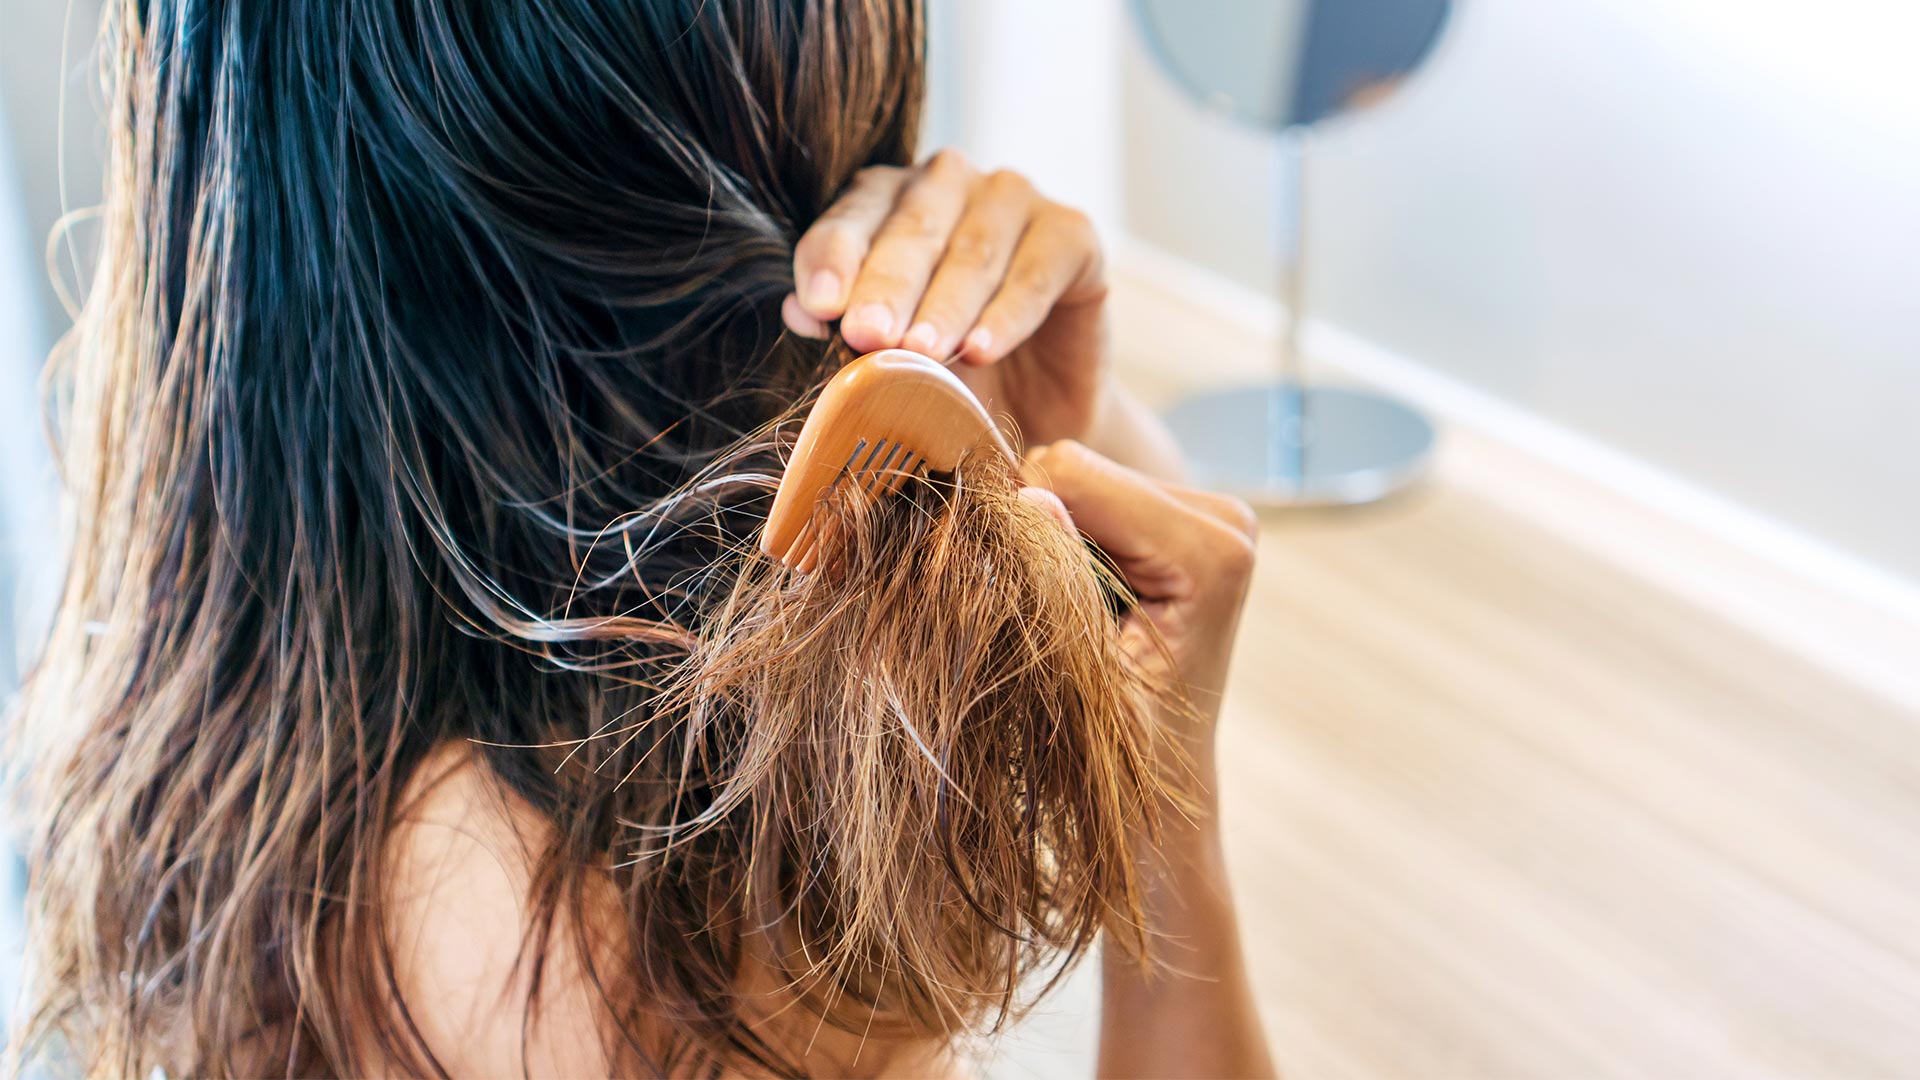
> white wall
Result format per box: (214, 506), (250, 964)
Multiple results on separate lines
(924, 0), (1122, 234)
(0, 97), (53, 689)
(1120, 0), (1920, 585)
(0, 0), (105, 344)
(0, 0), (100, 1021)
(0, 0), (100, 690)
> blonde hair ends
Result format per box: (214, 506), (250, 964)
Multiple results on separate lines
(640, 450), (1171, 1039)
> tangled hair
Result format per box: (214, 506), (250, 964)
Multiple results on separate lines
(13, 0), (1169, 1076)
(600, 450), (1165, 1066)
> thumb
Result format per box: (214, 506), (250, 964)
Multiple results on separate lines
(1022, 441), (1198, 569)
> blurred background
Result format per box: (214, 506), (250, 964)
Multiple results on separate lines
(4, 0), (1919, 1074)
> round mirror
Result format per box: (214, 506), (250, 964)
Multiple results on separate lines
(1128, 0), (1454, 506)
(1131, 0), (1454, 133)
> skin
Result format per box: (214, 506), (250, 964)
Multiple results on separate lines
(1019, 446), (1272, 1080)
(384, 154), (1273, 1077)
(786, 149), (1271, 1073)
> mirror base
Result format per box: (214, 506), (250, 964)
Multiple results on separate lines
(1162, 383), (1436, 507)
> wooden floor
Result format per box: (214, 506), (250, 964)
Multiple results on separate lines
(1218, 487), (1920, 1078)
(991, 280), (1920, 1078)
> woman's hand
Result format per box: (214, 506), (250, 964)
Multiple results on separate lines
(1021, 440), (1258, 748)
(1023, 442), (1274, 1077)
(784, 150), (1109, 449)
(1020, 440), (1275, 1080)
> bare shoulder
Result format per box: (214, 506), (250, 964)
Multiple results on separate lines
(374, 744), (979, 1079)
(375, 742), (615, 1076)
(386, 740), (551, 901)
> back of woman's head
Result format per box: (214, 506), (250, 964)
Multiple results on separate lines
(17, 1), (1166, 1075)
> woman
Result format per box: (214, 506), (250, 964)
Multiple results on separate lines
(17, 0), (1272, 1075)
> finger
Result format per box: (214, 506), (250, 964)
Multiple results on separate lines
(781, 292), (830, 340)
(1167, 486), (1259, 541)
(902, 169), (1032, 359)
(792, 166), (910, 321)
(1017, 485), (1075, 533)
(961, 205), (1100, 364)
(841, 150), (974, 352)
(1021, 441), (1211, 573)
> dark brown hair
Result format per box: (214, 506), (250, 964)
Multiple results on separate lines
(15, 1), (1167, 1075)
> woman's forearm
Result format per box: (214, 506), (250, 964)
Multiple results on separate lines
(1097, 748), (1274, 1079)
(1022, 442), (1267, 1077)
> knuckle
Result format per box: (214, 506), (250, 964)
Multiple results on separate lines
(946, 229), (999, 270)
(1220, 496), (1258, 540)
(927, 147), (972, 176)
(1043, 438), (1094, 474)
(1010, 259), (1057, 296)
(984, 168), (1034, 200)
(1045, 204), (1094, 236)
(1040, 205), (1101, 262)
(792, 230), (831, 265)
(803, 216), (852, 244)
(798, 222), (860, 266)
(1209, 521), (1258, 575)
(889, 207), (943, 241)
(852, 265), (910, 299)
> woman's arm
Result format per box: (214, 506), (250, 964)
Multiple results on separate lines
(1023, 441), (1274, 1079)
(1099, 737), (1270, 1078)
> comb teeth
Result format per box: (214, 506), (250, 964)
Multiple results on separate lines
(784, 438), (934, 573)
(760, 349), (1017, 570)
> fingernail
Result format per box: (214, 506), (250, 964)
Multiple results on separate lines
(902, 322), (939, 355)
(845, 303), (896, 344)
(781, 293), (830, 339)
(805, 269), (843, 311)
(1018, 486), (1074, 531)
(963, 327), (994, 360)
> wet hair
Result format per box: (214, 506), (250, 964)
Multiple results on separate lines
(13, 0), (1168, 1076)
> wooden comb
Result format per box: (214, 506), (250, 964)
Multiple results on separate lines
(761, 348), (1017, 571)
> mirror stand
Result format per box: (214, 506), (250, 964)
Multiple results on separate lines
(1161, 132), (1435, 506)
